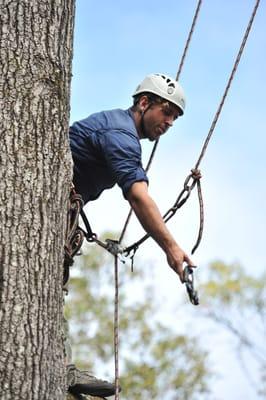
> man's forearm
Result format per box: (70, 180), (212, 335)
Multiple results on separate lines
(126, 181), (194, 281)
(127, 182), (178, 253)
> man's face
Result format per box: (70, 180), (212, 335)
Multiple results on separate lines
(142, 101), (180, 141)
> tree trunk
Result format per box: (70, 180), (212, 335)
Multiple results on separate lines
(0, 1), (75, 399)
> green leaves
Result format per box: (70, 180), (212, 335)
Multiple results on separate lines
(199, 260), (266, 397)
(200, 260), (266, 308)
(65, 237), (211, 398)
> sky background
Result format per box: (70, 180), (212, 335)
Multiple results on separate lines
(69, 1), (266, 399)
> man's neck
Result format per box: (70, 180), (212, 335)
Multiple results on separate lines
(130, 107), (144, 139)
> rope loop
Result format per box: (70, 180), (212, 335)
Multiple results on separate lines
(63, 187), (85, 286)
(183, 169), (201, 191)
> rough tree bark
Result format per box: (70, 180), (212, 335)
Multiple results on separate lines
(0, 1), (75, 399)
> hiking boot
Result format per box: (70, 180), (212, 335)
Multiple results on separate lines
(67, 364), (120, 398)
(69, 394), (107, 400)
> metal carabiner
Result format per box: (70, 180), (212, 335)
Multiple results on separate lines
(183, 266), (199, 306)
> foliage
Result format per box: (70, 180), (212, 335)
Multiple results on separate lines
(198, 260), (266, 398)
(65, 235), (212, 399)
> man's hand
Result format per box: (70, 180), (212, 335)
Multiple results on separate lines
(166, 244), (196, 283)
(127, 182), (196, 282)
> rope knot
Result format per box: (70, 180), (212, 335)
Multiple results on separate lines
(191, 168), (202, 181)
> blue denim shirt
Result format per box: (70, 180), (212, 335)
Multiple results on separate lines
(69, 108), (148, 204)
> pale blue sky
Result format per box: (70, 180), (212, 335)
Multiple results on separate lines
(70, 1), (266, 399)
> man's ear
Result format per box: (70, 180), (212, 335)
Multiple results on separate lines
(138, 95), (150, 112)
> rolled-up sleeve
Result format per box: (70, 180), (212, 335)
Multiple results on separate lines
(97, 129), (149, 198)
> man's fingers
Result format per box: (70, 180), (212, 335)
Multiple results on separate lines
(168, 252), (197, 283)
(184, 255), (197, 268)
(179, 266), (184, 283)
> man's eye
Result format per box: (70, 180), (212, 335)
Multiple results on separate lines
(162, 109), (171, 117)
(162, 109), (178, 120)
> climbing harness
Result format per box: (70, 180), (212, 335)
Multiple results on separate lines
(64, 1), (261, 398)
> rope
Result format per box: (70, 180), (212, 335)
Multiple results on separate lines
(191, 178), (204, 254)
(119, 140), (159, 243)
(194, 0), (260, 170)
(188, 0), (261, 253)
(63, 188), (84, 285)
(176, 0), (203, 81)
(124, 0), (261, 257)
(118, 0), (203, 245)
(114, 255), (120, 400)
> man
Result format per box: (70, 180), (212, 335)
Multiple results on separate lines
(67, 73), (196, 397)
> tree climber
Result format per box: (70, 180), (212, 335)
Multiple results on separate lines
(67, 73), (197, 397)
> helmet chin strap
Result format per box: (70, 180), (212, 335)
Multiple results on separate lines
(140, 103), (152, 139)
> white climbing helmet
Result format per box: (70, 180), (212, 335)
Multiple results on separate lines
(133, 73), (186, 115)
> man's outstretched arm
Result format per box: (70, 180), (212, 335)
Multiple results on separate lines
(126, 181), (195, 282)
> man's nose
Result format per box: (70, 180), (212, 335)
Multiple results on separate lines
(165, 116), (174, 126)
